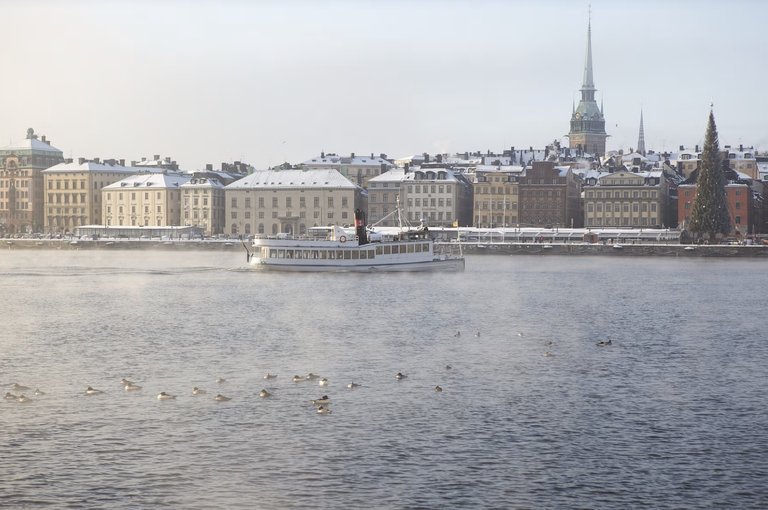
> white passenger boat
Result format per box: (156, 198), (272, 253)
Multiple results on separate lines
(246, 209), (464, 272)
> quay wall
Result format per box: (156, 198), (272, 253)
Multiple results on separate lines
(3, 238), (767, 258)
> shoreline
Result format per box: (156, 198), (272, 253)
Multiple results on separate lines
(3, 238), (767, 257)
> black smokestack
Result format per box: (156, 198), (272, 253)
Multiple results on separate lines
(354, 209), (368, 245)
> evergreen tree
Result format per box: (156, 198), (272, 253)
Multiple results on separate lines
(688, 110), (730, 242)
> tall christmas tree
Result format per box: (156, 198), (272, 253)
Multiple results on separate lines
(688, 110), (730, 242)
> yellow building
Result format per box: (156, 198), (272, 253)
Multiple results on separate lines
(182, 176), (226, 236)
(43, 158), (136, 233)
(583, 170), (668, 228)
(0, 129), (63, 234)
(102, 172), (190, 227)
(472, 165), (523, 228)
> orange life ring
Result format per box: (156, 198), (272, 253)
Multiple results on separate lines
(339, 235), (347, 243)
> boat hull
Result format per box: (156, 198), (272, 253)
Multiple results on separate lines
(248, 257), (465, 273)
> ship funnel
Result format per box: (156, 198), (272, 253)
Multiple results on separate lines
(354, 208), (369, 245)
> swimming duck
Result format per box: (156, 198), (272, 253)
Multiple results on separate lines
(292, 375), (304, 383)
(517, 332), (524, 337)
(305, 373), (320, 381)
(454, 331), (461, 338)
(4, 392), (17, 400)
(16, 394), (32, 403)
(157, 392), (176, 400)
(596, 339), (613, 347)
(85, 386), (104, 395)
(319, 378), (329, 386)
(475, 331), (481, 337)
(216, 377), (226, 384)
(311, 395), (330, 405)
(258, 389), (271, 398)
(395, 372), (407, 380)
(12, 383), (30, 392)
(544, 351), (553, 357)
(34, 388), (45, 396)
(435, 385), (443, 392)
(263, 373), (277, 380)
(445, 365), (453, 370)
(347, 382), (360, 389)
(120, 378), (134, 386)
(316, 405), (332, 415)
(215, 394), (231, 402)
(192, 387), (207, 395)
(124, 383), (142, 391)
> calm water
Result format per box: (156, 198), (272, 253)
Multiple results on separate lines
(1, 250), (766, 509)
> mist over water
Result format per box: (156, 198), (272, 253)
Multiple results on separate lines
(1, 250), (766, 509)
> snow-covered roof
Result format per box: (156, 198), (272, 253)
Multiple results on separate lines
(474, 165), (525, 173)
(43, 161), (139, 174)
(103, 172), (191, 190)
(226, 169), (356, 189)
(402, 167), (460, 182)
(0, 137), (62, 153)
(181, 177), (224, 189)
(368, 167), (407, 184)
(302, 154), (392, 168)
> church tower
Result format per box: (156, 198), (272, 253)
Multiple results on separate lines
(568, 17), (608, 156)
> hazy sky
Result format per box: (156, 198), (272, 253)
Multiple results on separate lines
(2, 0), (766, 170)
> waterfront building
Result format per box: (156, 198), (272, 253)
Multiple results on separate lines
(567, 19), (608, 157)
(42, 158), (137, 234)
(367, 167), (406, 226)
(301, 152), (393, 189)
(0, 129), (64, 234)
(678, 182), (755, 235)
(583, 170), (668, 228)
(224, 169), (365, 236)
(102, 172), (190, 227)
(518, 161), (583, 228)
(400, 166), (473, 227)
(181, 175), (226, 236)
(130, 155), (180, 171)
(472, 165), (524, 228)
(724, 146), (759, 180)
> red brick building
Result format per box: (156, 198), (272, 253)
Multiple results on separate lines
(678, 183), (756, 235)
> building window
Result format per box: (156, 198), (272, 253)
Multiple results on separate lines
(231, 197), (237, 208)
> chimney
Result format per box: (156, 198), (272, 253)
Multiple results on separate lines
(66, 158), (73, 164)
(41, 135), (47, 143)
(131, 161), (137, 167)
(404, 162), (410, 172)
(119, 159), (125, 167)
(165, 157), (171, 163)
(78, 157), (85, 165)
(695, 145), (699, 153)
(206, 163), (213, 171)
(141, 157), (147, 162)
(93, 157), (100, 164)
(739, 144), (743, 152)
(351, 152), (355, 158)
(321, 151), (325, 158)
(154, 154), (160, 161)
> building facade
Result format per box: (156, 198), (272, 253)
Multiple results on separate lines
(567, 20), (608, 156)
(224, 169), (365, 236)
(301, 152), (394, 189)
(42, 158), (137, 233)
(400, 166), (473, 227)
(0, 129), (64, 234)
(181, 176), (226, 236)
(678, 183), (755, 235)
(583, 170), (668, 228)
(367, 168), (406, 226)
(519, 161), (582, 228)
(102, 172), (190, 227)
(472, 165), (523, 228)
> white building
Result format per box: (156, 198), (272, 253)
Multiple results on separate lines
(102, 172), (190, 227)
(301, 152), (393, 189)
(225, 169), (366, 236)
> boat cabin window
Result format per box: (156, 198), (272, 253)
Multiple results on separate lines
(343, 251), (351, 260)
(383, 245), (391, 255)
(391, 245), (399, 254)
(359, 251), (366, 260)
(407, 244), (415, 253)
(376, 246), (383, 255)
(368, 250), (375, 258)
(337, 250), (344, 259)
(352, 251), (360, 260)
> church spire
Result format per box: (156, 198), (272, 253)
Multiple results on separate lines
(582, 12), (595, 92)
(637, 108), (646, 155)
